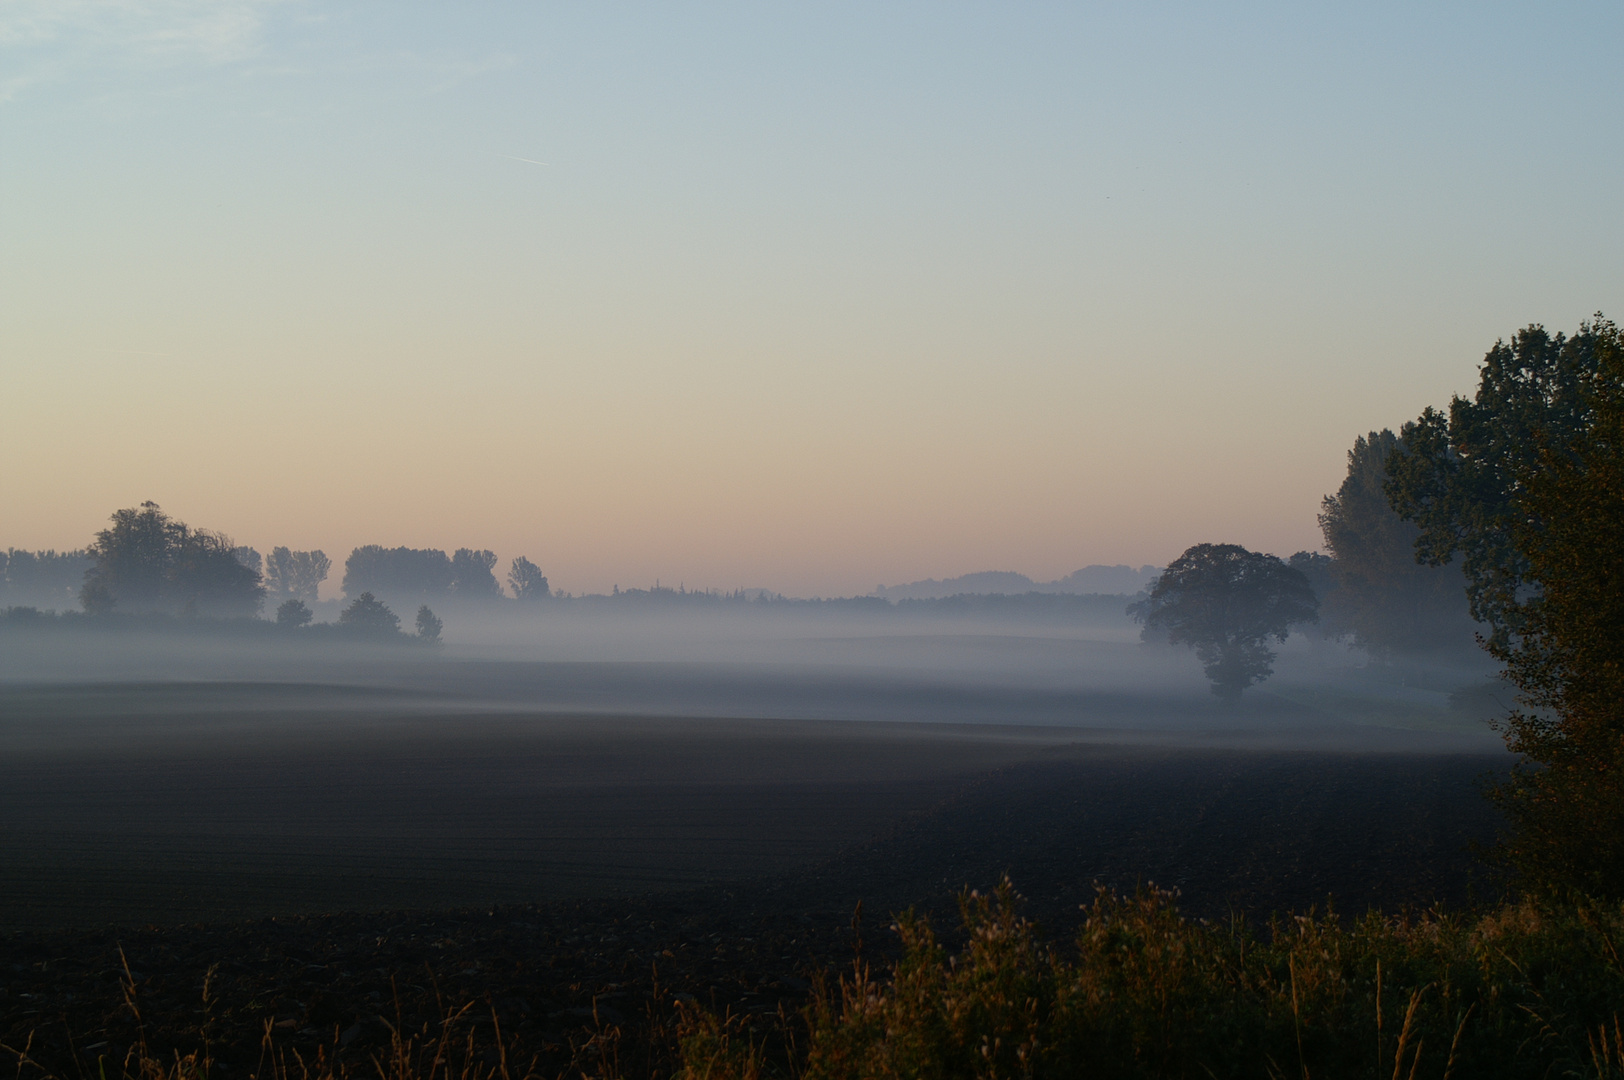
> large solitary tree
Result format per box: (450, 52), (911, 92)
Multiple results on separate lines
(1130, 544), (1318, 702)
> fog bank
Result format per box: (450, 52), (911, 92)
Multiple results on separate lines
(0, 596), (1504, 755)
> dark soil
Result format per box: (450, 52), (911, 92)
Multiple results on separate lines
(2, 741), (1505, 1079)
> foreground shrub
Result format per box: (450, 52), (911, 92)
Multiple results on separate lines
(698, 880), (1624, 1080)
(11, 886), (1624, 1080)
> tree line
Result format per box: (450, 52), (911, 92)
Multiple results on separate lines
(2, 502), (554, 617)
(0, 502), (559, 644)
(0, 548), (91, 610)
(1127, 430), (1481, 704)
(341, 545), (549, 602)
(1137, 315), (1624, 898)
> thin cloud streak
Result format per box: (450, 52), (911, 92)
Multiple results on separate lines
(0, 0), (283, 104)
(0, 0), (279, 60)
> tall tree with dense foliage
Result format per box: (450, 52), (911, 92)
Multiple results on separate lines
(1319, 429), (1476, 658)
(80, 502), (263, 617)
(1388, 317), (1624, 896)
(1130, 544), (1317, 702)
(1486, 328), (1624, 895)
(1385, 320), (1614, 648)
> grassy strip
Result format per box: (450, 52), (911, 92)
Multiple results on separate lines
(8, 884), (1624, 1080)
(682, 882), (1624, 1080)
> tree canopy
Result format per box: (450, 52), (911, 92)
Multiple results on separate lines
(1130, 543), (1317, 702)
(1319, 429), (1476, 658)
(265, 547), (330, 603)
(450, 548), (501, 598)
(343, 545), (505, 603)
(1385, 319), (1617, 647)
(275, 598), (314, 628)
(507, 556), (550, 600)
(342, 546), (454, 601)
(1383, 316), (1624, 896)
(1473, 324), (1624, 895)
(80, 502), (263, 617)
(336, 592), (402, 638)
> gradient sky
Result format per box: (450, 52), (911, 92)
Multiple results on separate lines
(3, 2), (1622, 597)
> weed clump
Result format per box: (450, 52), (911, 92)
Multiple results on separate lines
(700, 880), (1624, 1080)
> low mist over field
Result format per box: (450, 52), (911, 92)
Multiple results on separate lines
(2, 511), (1502, 751)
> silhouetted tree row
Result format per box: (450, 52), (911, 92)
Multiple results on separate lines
(0, 548), (92, 611)
(341, 545), (547, 603)
(8, 504), (445, 646)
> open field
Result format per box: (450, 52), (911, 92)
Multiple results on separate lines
(0, 676), (1510, 1074)
(0, 701), (1071, 931)
(0, 675), (1505, 932)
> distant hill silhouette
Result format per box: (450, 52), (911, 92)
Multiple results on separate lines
(871, 565), (1160, 601)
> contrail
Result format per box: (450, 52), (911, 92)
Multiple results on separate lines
(504, 155), (551, 167)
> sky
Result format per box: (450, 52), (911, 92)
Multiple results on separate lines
(3, 2), (1622, 598)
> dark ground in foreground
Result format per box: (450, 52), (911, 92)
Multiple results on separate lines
(1, 705), (1505, 1077)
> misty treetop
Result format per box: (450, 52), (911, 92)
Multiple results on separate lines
(1318, 428), (1477, 659)
(0, 547), (91, 611)
(231, 546), (262, 576)
(275, 598), (314, 628)
(81, 502), (264, 618)
(507, 555), (550, 599)
(24, 504), (452, 648)
(1130, 543), (1318, 702)
(1386, 318), (1617, 646)
(450, 548), (502, 598)
(241, 591), (444, 645)
(336, 591), (402, 636)
(341, 544), (547, 602)
(342, 545), (454, 600)
(264, 546), (330, 603)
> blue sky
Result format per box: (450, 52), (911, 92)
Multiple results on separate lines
(3, 2), (1621, 595)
